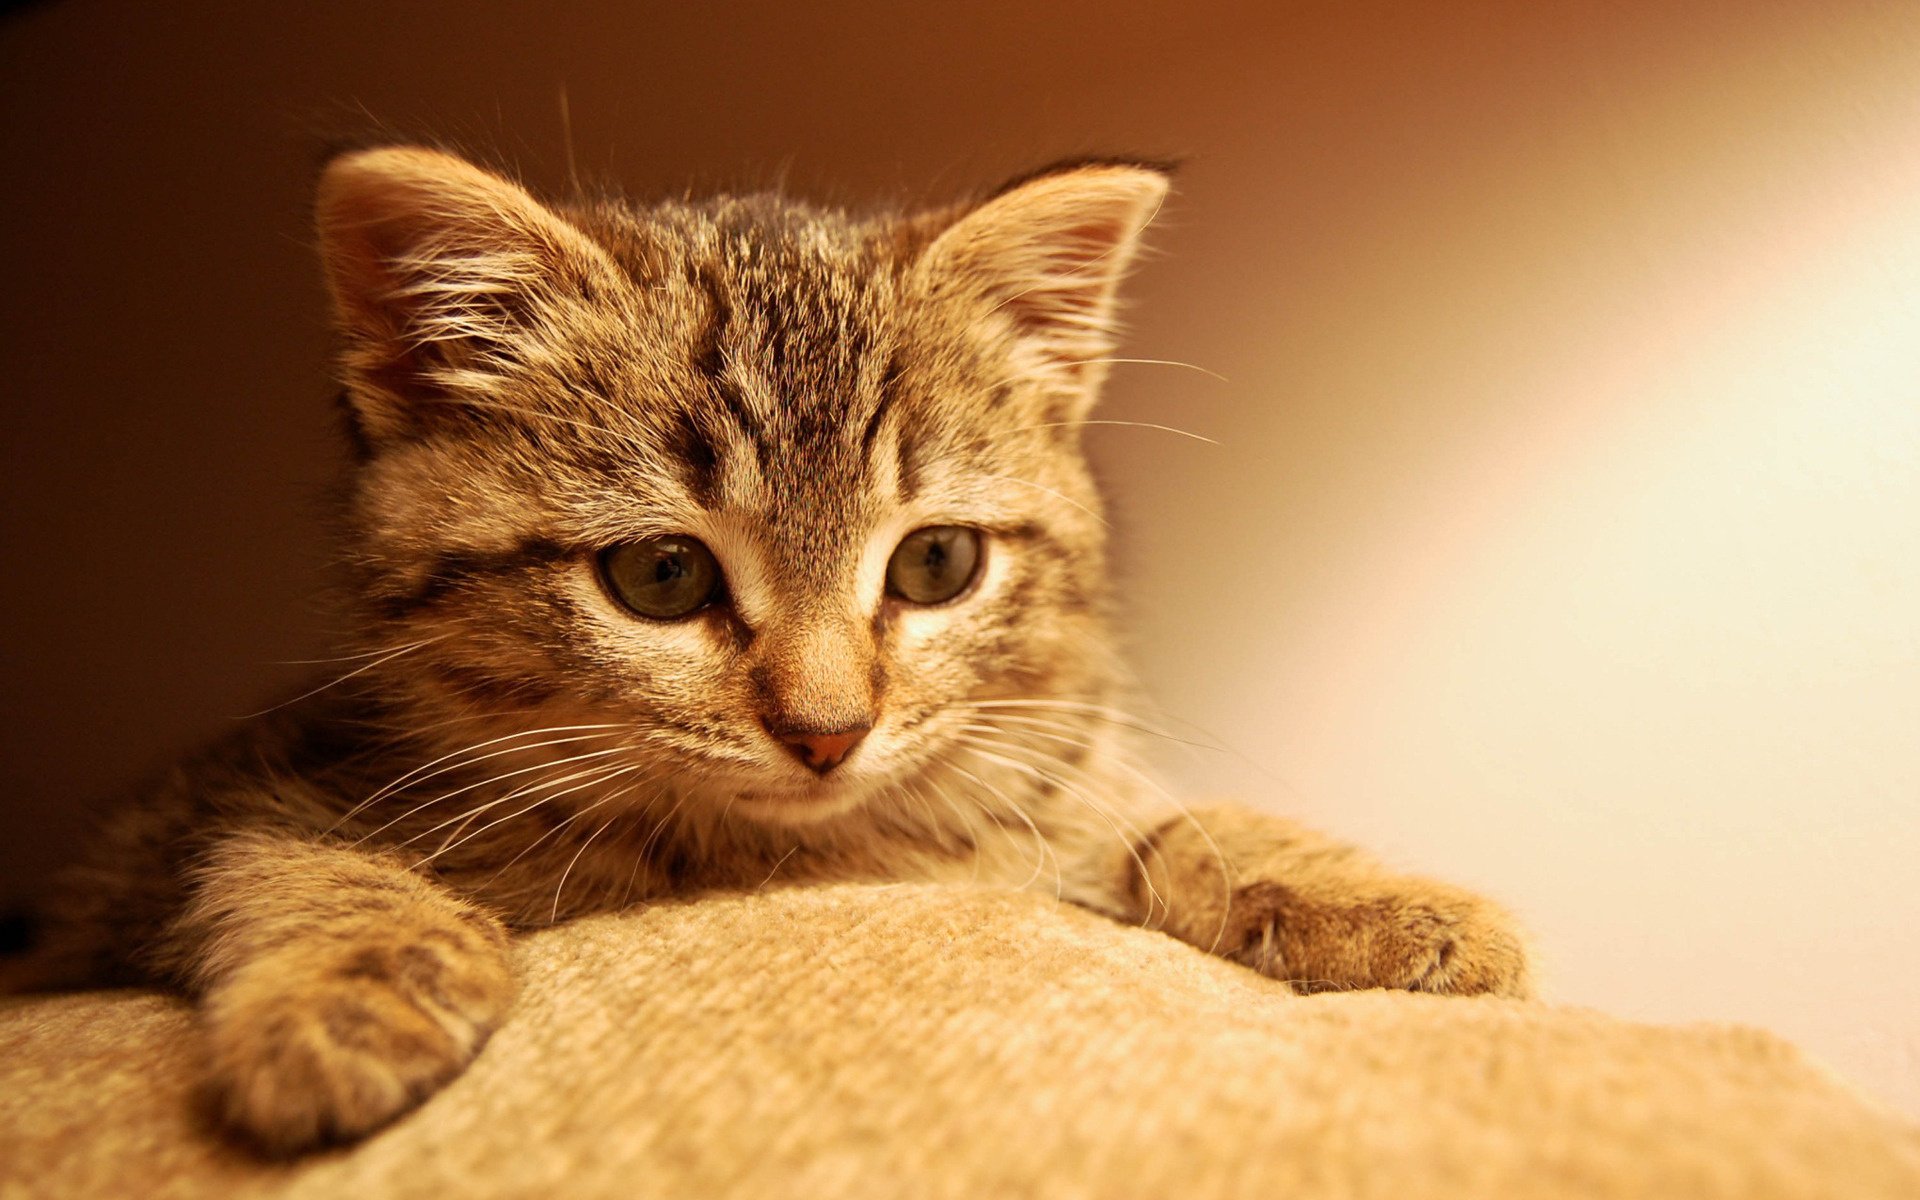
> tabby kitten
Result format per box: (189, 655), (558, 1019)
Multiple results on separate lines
(21, 147), (1528, 1154)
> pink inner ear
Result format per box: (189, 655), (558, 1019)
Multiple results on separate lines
(990, 219), (1144, 378)
(1008, 228), (1119, 330)
(324, 198), (491, 422)
(316, 148), (631, 445)
(319, 148), (595, 345)
(911, 165), (1168, 398)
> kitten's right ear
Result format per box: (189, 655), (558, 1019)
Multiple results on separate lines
(316, 146), (623, 447)
(912, 158), (1172, 413)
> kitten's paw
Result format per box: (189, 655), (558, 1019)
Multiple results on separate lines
(202, 929), (514, 1155)
(1357, 890), (1532, 998)
(1230, 880), (1532, 999)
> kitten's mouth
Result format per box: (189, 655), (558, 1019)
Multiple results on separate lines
(678, 729), (929, 827)
(728, 782), (873, 826)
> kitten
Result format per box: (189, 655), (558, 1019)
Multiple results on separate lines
(17, 147), (1529, 1154)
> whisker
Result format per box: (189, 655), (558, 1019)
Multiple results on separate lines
(1001, 418), (1218, 445)
(348, 740), (629, 843)
(962, 697), (1281, 784)
(898, 774), (983, 880)
(403, 755), (640, 855)
(348, 704), (553, 738)
(332, 724), (625, 831)
(235, 636), (444, 720)
(270, 639), (448, 667)
(1063, 356), (1229, 383)
(551, 813), (620, 923)
(981, 474), (1108, 527)
(949, 732), (1163, 924)
(618, 786), (674, 907)
(925, 777), (986, 870)
(957, 699), (1223, 753)
(938, 758), (1060, 898)
(479, 774), (654, 893)
(416, 762), (646, 869)
(966, 714), (1236, 953)
(754, 844), (801, 892)
(423, 758), (630, 858)
(634, 791), (695, 864)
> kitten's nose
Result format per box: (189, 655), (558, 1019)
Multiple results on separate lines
(765, 721), (870, 775)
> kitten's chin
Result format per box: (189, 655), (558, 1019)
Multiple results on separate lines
(725, 784), (876, 827)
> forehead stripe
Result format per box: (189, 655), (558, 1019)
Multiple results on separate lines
(667, 408), (724, 508)
(858, 351), (906, 486)
(692, 266), (772, 469)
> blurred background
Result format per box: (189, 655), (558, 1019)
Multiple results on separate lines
(3, 1), (1916, 1114)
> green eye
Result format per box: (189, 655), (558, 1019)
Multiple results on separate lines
(886, 526), (983, 605)
(599, 536), (722, 620)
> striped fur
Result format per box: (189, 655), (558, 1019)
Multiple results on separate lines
(19, 148), (1529, 1154)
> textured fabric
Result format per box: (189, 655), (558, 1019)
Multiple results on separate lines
(2, 883), (1916, 1199)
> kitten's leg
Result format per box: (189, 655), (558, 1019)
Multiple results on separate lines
(169, 828), (515, 1154)
(1126, 803), (1531, 997)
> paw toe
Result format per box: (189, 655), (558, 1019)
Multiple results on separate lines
(1399, 905), (1531, 998)
(204, 947), (511, 1154)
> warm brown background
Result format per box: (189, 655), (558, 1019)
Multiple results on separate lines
(4, 1), (1917, 1114)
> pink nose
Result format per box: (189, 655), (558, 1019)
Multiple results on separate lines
(767, 723), (870, 775)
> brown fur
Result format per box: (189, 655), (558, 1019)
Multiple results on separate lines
(16, 147), (1529, 1154)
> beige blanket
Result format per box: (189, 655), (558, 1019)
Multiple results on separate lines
(3, 883), (1916, 1199)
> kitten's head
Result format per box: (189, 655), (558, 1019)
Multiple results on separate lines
(317, 146), (1167, 825)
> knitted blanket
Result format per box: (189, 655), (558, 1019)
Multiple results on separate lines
(3, 883), (1916, 1198)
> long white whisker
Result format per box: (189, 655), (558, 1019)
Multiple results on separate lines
(755, 844), (801, 892)
(981, 474), (1108, 527)
(1063, 356), (1229, 383)
(632, 789), (697, 868)
(938, 758), (1059, 898)
(961, 697), (1276, 783)
(271, 639), (446, 666)
(417, 763), (646, 869)
(333, 725), (625, 831)
(354, 743), (631, 845)
(1002, 418), (1218, 445)
(480, 774), (654, 893)
(950, 732), (1163, 924)
(551, 813), (620, 923)
(349, 704), (553, 739)
(958, 700), (1219, 752)
(407, 756), (640, 856)
(618, 786), (674, 907)
(901, 775), (984, 879)
(918, 776), (978, 861)
(236, 637), (444, 720)
(967, 715), (1235, 953)
(423, 758), (632, 858)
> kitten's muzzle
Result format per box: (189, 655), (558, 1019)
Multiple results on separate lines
(762, 719), (871, 775)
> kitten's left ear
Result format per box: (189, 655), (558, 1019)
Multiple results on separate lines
(914, 158), (1172, 407)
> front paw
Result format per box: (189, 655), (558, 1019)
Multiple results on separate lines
(1229, 880), (1532, 999)
(202, 930), (514, 1154)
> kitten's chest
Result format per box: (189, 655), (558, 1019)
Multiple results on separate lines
(410, 793), (1094, 929)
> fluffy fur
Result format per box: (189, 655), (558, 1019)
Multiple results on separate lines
(14, 147), (1529, 1154)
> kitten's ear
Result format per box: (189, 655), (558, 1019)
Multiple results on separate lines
(915, 159), (1172, 407)
(316, 146), (624, 447)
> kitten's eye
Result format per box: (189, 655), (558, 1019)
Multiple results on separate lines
(599, 537), (723, 620)
(886, 526), (983, 605)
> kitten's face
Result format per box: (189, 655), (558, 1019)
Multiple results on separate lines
(319, 149), (1165, 824)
